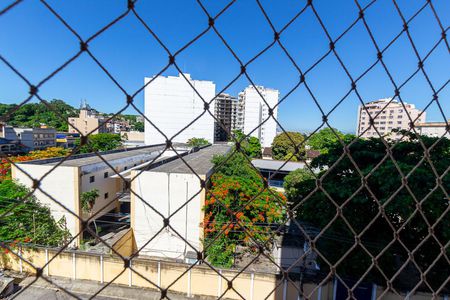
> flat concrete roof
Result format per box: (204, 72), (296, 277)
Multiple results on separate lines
(22, 144), (189, 167)
(416, 122), (448, 127)
(148, 144), (231, 175)
(251, 159), (305, 172)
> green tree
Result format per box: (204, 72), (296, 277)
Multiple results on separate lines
(283, 168), (315, 201)
(271, 131), (305, 161)
(286, 135), (450, 290)
(307, 128), (355, 154)
(81, 189), (99, 213)
(204, 152), (287, 267)
(76, 133), (122, 153)
(0, 180), (71, 246)
(133, 121), (144, 132)
(212, 152), (262, 183)
(232, 130), (262, 158)
(187, 137), (210, 147)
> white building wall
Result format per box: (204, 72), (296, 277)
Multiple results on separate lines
(132, 171), (203, 259)
(416, 124), (449, 138)
(144, 73), (216, 145)
(241, 86), (279, 148)
(12, 164), (79, 238)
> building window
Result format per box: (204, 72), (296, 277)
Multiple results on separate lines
(104, 172), (108, 178)
(89, 175), (95, 183)
(104, 192), (109, 199)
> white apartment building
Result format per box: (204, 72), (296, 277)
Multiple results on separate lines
(239, 85), (279, 148)
(357, 98), (426, 139)
(416, 121), (449, 138)
(12, 145), (187, 246)
(131, 144), (230, 260)
(144, 73), (216, 145)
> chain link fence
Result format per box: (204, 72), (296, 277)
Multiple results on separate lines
(0, 0), (449, 299)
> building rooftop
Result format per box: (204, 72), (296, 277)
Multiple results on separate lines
(148, 144), (231, 175)
(252, 159), (305, 172)
(416, 121), (448, 127)
(21, 144), (189, 167)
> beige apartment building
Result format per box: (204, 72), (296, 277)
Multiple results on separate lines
(68, 102), (109, 135)
(357, 98), (426, 139)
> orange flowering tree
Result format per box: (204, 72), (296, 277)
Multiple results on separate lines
(203, 153), (287, 267)
(0, 147), (70, 181)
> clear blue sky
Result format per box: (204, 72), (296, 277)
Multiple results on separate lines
(1, 0), (448, 133)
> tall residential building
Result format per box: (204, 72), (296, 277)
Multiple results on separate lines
(144, 73), (216, 145)
(68, 101), (109, 135)
(213, 93), (244, 142)
(357, 98), (426, 139)
(240, 85), (279, 148)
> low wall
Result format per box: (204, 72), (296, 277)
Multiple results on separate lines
(0, 247), (444, 300)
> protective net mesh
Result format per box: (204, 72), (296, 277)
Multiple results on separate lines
(0, 0), (449, 299)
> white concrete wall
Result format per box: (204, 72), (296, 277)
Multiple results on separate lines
(132, 171), (203, 259)
(144, 73), (216, 145)
(78, 151), (171, 218)
(416, 125), (449, 138)
(241, 86), (279, 148)
(12, 164), (79, 238)
(80, 166), (120, 219)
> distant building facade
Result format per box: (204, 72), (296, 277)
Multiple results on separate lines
(240, 85), (279, 148)
(68, 101), (109, 135)
(144, 73), (216, 145)
(1, 122), (56, 151)
(7, 127), (56, 150)
(416, 121), (449, 138)
(214, 93), (245, 142)
(357, 98), (426, 139)
(0, 123), (17, 141)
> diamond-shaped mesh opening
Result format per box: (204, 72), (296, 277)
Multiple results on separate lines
(0, 0), (448, 299)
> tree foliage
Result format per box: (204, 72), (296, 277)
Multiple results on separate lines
(271, 131), (305, 161)
(205, 152), (286, 267)
(232, 130), (262, 158)
(283, 168), (315, 201)
(0, 147), (70, 181)
(0, 180), (71, 247)
(187, 137), (209, 147)
(76, 133), (122, 153)
(286, 135), (450, 289)
(81, 189), (99, 213)
(133, 121), (144, 132)
(307, 128), (354, 154)
(0, 100), (78, 131)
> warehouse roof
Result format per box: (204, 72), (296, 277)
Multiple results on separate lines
(148, 144), (231, 175)
(251, 159), (305, 173)
(21, 144), (189, 167)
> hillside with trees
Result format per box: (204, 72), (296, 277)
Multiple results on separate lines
(0, 100), (78, 131)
